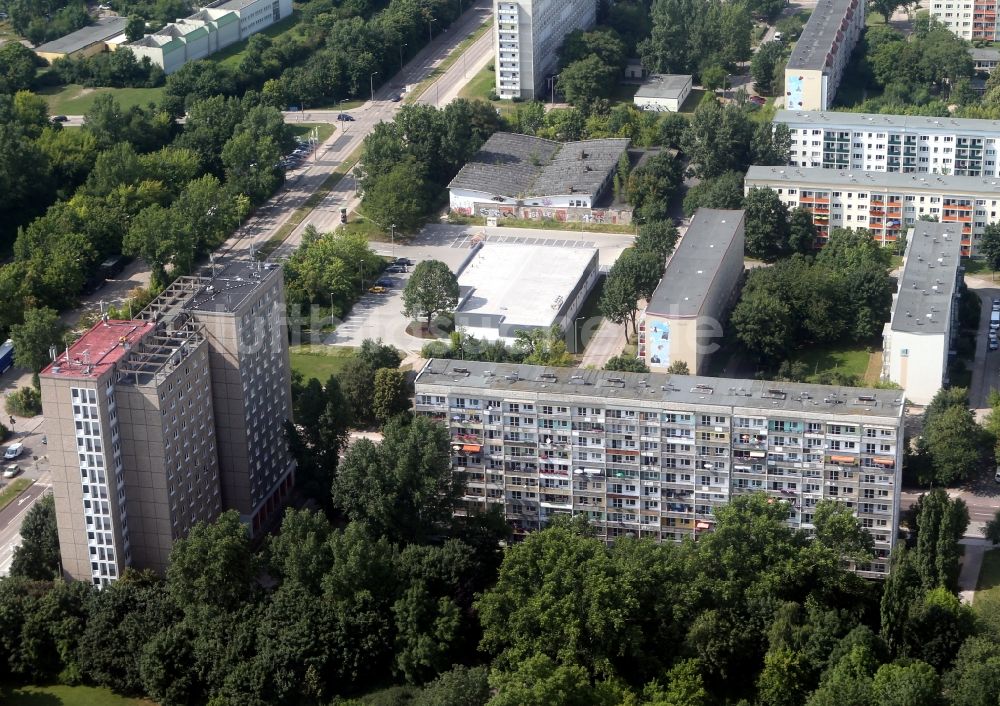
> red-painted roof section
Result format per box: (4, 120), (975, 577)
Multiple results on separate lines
(41, 320), (153, 379)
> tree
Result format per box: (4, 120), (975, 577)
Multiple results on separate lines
(488, 654), (619, 706)
(626, 152), (683, 221)
(361, 155), (431, 234)
(752, 41), (784, 95)
(701, 65), (726, 92)
(166, 510), (258, 611)
(0, 44), (39, 95)
(880, 547), (921, 655)
(731, 287), (795, 363)
(682, 171), (745, 216)
(943, 637), (1000, 706)
(788, 206), (818, 254)
(125, 15), (145, 42)
(402, 259), (460, 331)
(287, 373), (352, 509)
(871, 661), (940, 706)
(412, 665), (490, 706)
(666, 360), (690, 374)
(338, 339), (401, 425)
(10, 307), (64, 384)
(984, 508), (1000, 545)
(921, 404), (984, 485)
(812, 500), (874, 561)
(9, 494), (60, 580)
(911, 488), (969, 591)
(604, 354), (650, 373)
(333, 415), (462, 544)
(600, 261), (640, 341)
(123, 204), (184, 289)
(904, 587), (976, 671)
(743, 187), (791, 260)
(634, 220), (679, 267)
(980, 223), (1000, 272)
(558, 55), (618, 110)
(372, 368), (411, 424)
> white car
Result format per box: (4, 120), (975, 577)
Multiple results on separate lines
(3, 464), (20, 479)
(3, 442), (23, 460)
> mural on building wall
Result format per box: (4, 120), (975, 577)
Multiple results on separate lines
(453, 202), (634, 225)
(786, 74), (805, 109)
(649, 320), (670, 366)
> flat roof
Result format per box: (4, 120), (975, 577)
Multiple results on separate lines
(787, 0), (861, 71)
(448, 133), (629, 200)
(456, 243), (597, 330)
(35, 16), (128, 55)
(416, 359), (904, 419)
(186, 261), (279, 314)
(892, 222), (963, 335)
(745, 165), (1000, 196)
(635, 74), (691, 100)
(41, 320), (154, 380)
(775, 109), (1000, 136)
(647, 209), (744, 318)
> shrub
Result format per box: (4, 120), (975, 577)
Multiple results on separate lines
(6, 387), (42, 417)
(0, 422), (8, 442)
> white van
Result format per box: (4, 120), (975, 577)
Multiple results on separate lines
(991, 310), (1000, 330)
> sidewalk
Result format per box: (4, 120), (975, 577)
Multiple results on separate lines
(959, 536), (994, 604)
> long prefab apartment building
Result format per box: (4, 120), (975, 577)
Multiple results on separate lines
(776, 109), (1000, 177)
(415, 360), (904, 578)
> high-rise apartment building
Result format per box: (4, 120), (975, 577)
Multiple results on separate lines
(929, 0), (995, 40)
(776, 110), (1000, 177)
(744, 164), (1000, 255)
(415, 360), (904, 578)
(41, 319), (222, 585)
(41, 261), (295, 584)
(784, 0), (864, 110)
(494, 0), (596, 100)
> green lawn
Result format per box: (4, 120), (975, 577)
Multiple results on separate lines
(406, 16), (493, 104)
(0, 684), (154, 706)
(288, 122), (335, 144)
(787, 343), (875, 383)
(458, 63), (496, 102)
(212, 12), (301, 68)
(37, 85), (165, 115)
(289, 345), (357, 382)
(975, 548), (1000, 635)
(0, 478), (35, 512)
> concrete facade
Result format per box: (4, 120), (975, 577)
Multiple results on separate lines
(930, 0), (993, 40)
(640, 209), (745, 375)
(744, 165), (1000, 255)
(494, 0), (596, 100)
(415, 359), (905, 578)
(882, 222), (964, 405)
(784, 0), (864, 110)
(633, 74), (692, 112)
(777, 109), (1000, 177)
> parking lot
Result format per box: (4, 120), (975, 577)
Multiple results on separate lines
(324, 223), (635, 353)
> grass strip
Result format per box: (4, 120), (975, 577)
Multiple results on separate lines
(0, 478), (35, 513)
(406, 17), (493, 104)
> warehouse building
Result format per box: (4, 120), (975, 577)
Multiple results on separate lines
(744, 165), (1000, 255)
(633, 74), (692, 112)
(448, 132), (632, 224)
(784, 0), (865, 110)
(776, 109), (1000, 177)
(882, 222), (964, 405)
(455, 242), (599, 343)
(494, 0), (597, 100)
(640, 209), (745, 375)
(34, 16), (128, 62)
(415, 359), (904, 578)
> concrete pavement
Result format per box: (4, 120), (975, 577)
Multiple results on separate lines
(958, 537), (993, 604)
(0, 482), (50, 577)
(416, 26), (494, 107)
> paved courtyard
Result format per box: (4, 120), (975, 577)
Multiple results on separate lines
(324, 224), (635, 354)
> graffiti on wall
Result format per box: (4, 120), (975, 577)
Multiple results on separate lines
(649, 320), (671, 367)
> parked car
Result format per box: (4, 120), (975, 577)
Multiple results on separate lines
(368, 285), (387, 294)
(4, 443), (24, 460)
(749, 95), (767, 105)
(51, 115), (68, 122)
(3, 464), (20, 479)
(337, 113), (355, 121)
(391, 94), (402, 102)
(993, 297), (1000, 310)
(990, 334), (998, 351)
(394, 257), (413, 266)
(386, 264), (407, 273)
(376, 277), (393, 287)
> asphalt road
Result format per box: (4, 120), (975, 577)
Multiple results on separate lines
(0, 481), (50, 576)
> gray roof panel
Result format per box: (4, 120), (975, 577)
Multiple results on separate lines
(35, 16), (128, 55)
(891, 222), (963, 335)
(786, 0), (861, 72)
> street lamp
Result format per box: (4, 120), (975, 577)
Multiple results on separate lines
(339, 98), (349, 132)
(370, 71), (379, 103)
(427, 16), (436, 43)
(574, 316), (586, 353)
(390, 223), (396, 257)
(330, 292), (335, 322)
(399, 43), (407, 71)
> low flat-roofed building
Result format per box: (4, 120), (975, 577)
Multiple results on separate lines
(455, 242), (599, 343)
(882, 222), (964, 405)
(448, 133), (633, 224)
(744, 164), (1000, 255)
(784, 0), (864, 110)
(414, 358), (904, 577)
(641, 209), (745, 375)
(35, 16), (128, 62)
(633, 74), (692, 112)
